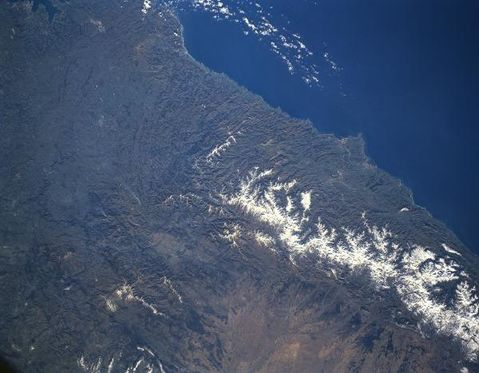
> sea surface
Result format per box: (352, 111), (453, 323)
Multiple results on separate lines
(177, 0), (479, 252)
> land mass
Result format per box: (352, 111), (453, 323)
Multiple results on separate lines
(0, 1), (478, 372)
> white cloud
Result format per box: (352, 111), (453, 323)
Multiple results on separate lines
(181, 0), (334, 85)
(142, 0), (152, 15)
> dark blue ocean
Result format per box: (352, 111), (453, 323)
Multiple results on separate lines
(178, 0), (479, 252)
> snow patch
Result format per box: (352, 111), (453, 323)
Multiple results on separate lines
(442, 243), (462, 257)
(220, 223), (242, 246)
(107, 282), (165, 317)
(206, 134), (238, 163)
(254, 231), (275, 248)
(300, 190), (312, 212)
(78, 356), (102, 373)
(162, 276), (184, 303)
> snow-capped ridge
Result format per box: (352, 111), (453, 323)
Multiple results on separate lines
(222, 167), (479, 361)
